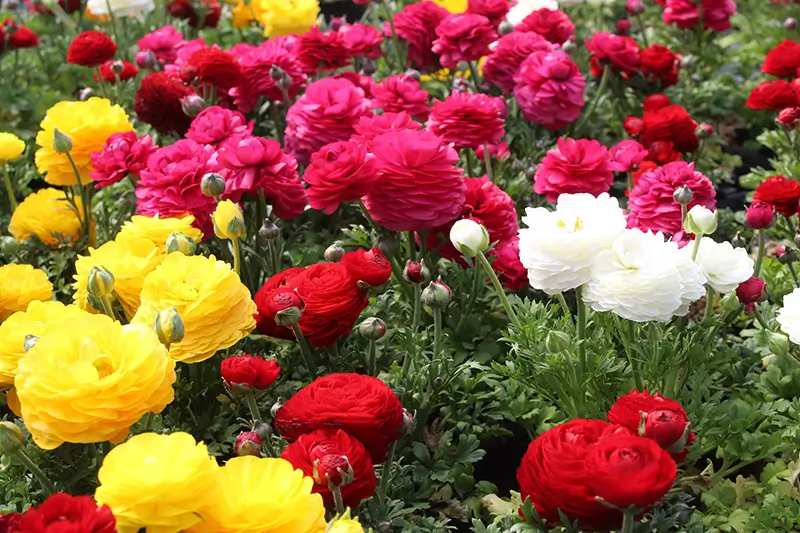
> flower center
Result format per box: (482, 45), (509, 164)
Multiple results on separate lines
(557, 217), (583, 231)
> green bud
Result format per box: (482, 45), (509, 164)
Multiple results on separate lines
(0, 421), (24, 456)
(87, 266), (115, 299)
(258, 220), (280, 244)
(154, 307), (185, 347)
(166, 232), (197, 255)
(324, 242), (346, 263)
(52, 128), (73, 154)
(545, 331), (571, 354)
(767, 331), (789, 358)
(449, 219), (490, 258)
(200, 173), (226, 198)
(421, 279), (451, 309)
(274, 306), (302, 327)
(683, 205), (717, 236)
(358, 317), (387, 341)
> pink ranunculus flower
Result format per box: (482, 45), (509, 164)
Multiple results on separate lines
(164, 38), (209, 76)
(137, 25), (184, 65)
(627, 161), (717, 235)
(533, 138), (615, 202)
(426, 92), (506, 150)
(335, 71), (377, 99)
(489, 237), (528, 291)
(585, 31), (641, 76)
(513, 50), (584, 131)
(304, 141), (379, 214)
(90, 131), (158, 188)
(483, 31), (554, 94)
(432, 13), (498, 69)
(609, 139), (649, 173)
(351, 112), (422, 145)
(389, 1), (449, 72)
(663, 0), (737, 31)
(340, 23), (384, 59)
(284, 77), (373, 165)
(186, 106), (253, 148)
(476, 142), (510, 161)
(514, 9), (574, 45)
(266, 153), (308, 221)
(229, 41), (307, 113)
(371, 75), (431, 120)
(466, 0), (512, 27)
(364, 129), (465, 232)
(297, 26), (352, 74)
(215, 136), (285, 200)
(135, 139), (220, 236)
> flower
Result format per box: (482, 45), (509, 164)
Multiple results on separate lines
(467, 0), (510, 25)
(778, 107), (800, 129)
(518, 193), (627, 295)
(0, 133), (25, 162)
(489, 237), (528, 291)
(96, 60), (139, 83)
(0, 513), (19, 532)
(90, 131), (157, 188)
(777, 287), (800, 344)
(96, 432), (219, 533)
(483, 31), (553, 94)
(639, 103), (699, 153)
(253, 267), (307, 340)
(304, 141), (379, 215)
(15, 314), (175, 449)
(640, 44), (679, 87)
(297, 26), (351, 73)
(66, 31), (116, 67)
(737, 276), (767, 312)
(746, 80), (799, 111)
(284, 78), (372, 165)
(86, 0), (153, 16)
(134, 72), (196, 135)
(281, 429), (377, 508)
(426, 92), (506, 149)
(372, 75), (431, 120)
(686, 237), (755, 293)
(514, 50), (585, 130)
(231, 42), (307, 112)
(212, 200), (246, 240)
(533, 138), (615, 201)
(9, 188), (85, 246)
(432, 13), (497, 69)
(753, 175), (800, 216)
(364, 129), (466, 232)
(351, 112), (421, 145)
(746, 200), (776, 229)
(585, 31), (640, 76)
(187, 47), (242, 90)
(340, 23), (384, 58)
(167, 0), (221, 27)
(340, 248), (392, 287)
(390, 1), (449, 71)
(663, 0), (736, 32)
(609, 139), (648, 174)
(763, 39), (800, 77)
(35, 98), (133, 186)
(118, 214), (204, 252)
(6, 23), (38, 49)
(513, 8), (574, 44)
(221, 354), (280, 389)
(17, 493), (116, 533)
(584, 229), (706, 322)
(137, 25), (183, 65)
(450, 219), (490, 257)
(684, 204), (718, 235)
(186, 457), (326, 533)
(252, 0), (320, 37)
(274, 373), (405, 462)
(186, 106), (252, 147)
(328, 512), (365, 533)
(0, 265), (52, 324)
(132, 253), (257, 363)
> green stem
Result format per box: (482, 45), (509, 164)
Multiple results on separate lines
(244, 391), (261, 422)
(703, 286), (715, 322)
(330, 483), (346, 515)
(402, 284), (421, 379)
(556, 292), (572, 322)
(576, 286), (587, 375)
(367, 340), (377, 376)
(624, 320), (643, 391)
(788, 263), (800, 288)
(620, 508), (636, 533)
(98, 295), (117, 320)
(754, 228), (766, 277)
(378, 440), (398, 502)
(456, 258), (482, 332)
(95, 67), (110, 99)
(2, 165), (17, 211)
(465, 149), (476, 178)
(481, 144), (494, 182)
(231, 238), (242, 276)
(381, 0), (405, 70)
(433, 308), (443, 361)
(753, 307), (770, 331)
(572, 65), (610, 138)
(785, 215), (797, 239)
(291, 324), (318, 379)
(690, 234), (703, 261)
(468, 60), (482, 91)
(65, 151), (92, 240)
(476, 251), (518, 325)
(13, 449), (56, 495)
(627, 171), (634, 194)
(634, 13), (649, 47)
(270, 103), (284, 146)
(407, 230), (417, 261)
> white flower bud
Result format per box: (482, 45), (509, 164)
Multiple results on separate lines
(683, 205), (717, 236)
(450, 219), (489, 258)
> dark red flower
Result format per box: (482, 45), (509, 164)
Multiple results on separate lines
(0, 513), (20, 533)
(167, 0), (221, 28)
(515, 8), (574, 45)
(643, 93), (671, 111)
(67, 31), (117, 67)
(586, 31), (640, 77)
(340, 248), (392, 287)
(763, 39), (800, 77)
(736, 277), (767, 312)
(746, 200), (776, 229)
(220, 354), (281, 390)
(753, 175), (800, 216)
(234, 431), (262, 456)
(746, 80), (799, 111)
(777, 106), (800, 129)
(187, 47), (242, 90)
(134, 72), (195, 135)
(254, 267), (307, 340)
(7, 24), (38, 49)
(624, 116), (646, 136)
(297, 26), (352, 74)
(95, 60), (139, 83)
(389, 1), (449, 72)
(640, 44), (679, 88)
(641, 104), (699, 153)
(17, 493), (116, 533)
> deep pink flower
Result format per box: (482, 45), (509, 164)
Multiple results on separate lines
(304, 141), (379, 214)
(426, 92), (506, 149)
(351, 112), (422, 145)
(266, 153), (308, 221)
(476, 142), (510, 161)
(340, 23), (384, 59)
(489, 237), (528, 291)
(627, 161), (717, 235)
(483, 31), (554, 94)
(533, 138), (615, 202)
(285, 77), (373, 165)
(297, 26), (351, 74)
(335, 71), (377, 99)
(163, 37), (207, 77)
(215, 136), (284, 200)
(585, 31), (640, 76)
(663, 0), (737, 31)
(372, 75), (431, 119)
(609, 139), (648, 173)
(513, 50), (584, 130)
(364, 129), (465, 232)
(186, 105), (253, 147)
(466, 0), (511, 26)
(90, 132), (158, 188)
(229, 41), (307, 113)
(432, 13), (497, 69)
(137, 25), (184, 65)
(514, 8), (574, 45)
(389, 1), (449, 72)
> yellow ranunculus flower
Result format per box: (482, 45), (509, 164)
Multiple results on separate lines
(329, 511), (368, 533)
(118, 214), (204, 254)
(8, 188), (86, 247)
(252, 0), (319, 37)
(72, 234), (163, 320)
(189, 456), (326, 533)
(0, 133), (25, 162)
(35, 97), (133, 186)
(0, 301), (88, 386)
(15, 315), (176, 450)
(132, 253), (257, 363)
(432, 0), (467, 11)
(212, 199), (246, 240)
(232, 0), (257, 28)
(96, 432), (219, 533)
(0, 264), (53, 323)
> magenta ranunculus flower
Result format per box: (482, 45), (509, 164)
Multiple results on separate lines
(514, 8), (575, 45)
(137, 25), (184, 65)
(340, 23), (384, 59)
(266, 153), (308, 221)
(285, 77), (373, 165)
(432, 13), (498, 70)
(389, 1), (449, 72)
(186, 106), (253, 148)
(513, 50), (584, 131)
(90, 131), (157, 188)
(476, 142), (510, 161)
(610, 140), (648, 173)
(364, 129), (465, 232)
(229, 41), (307, 113)
(466, 0), (511, 27)
(483, 32), (554, 94)
(304, 141), (379, 214)
(136, 139), (220, 236)
(351, 111), (422, 145)
(533, 138), (615, 202)
(371, 75), (431, 120)
(297, 26), (352, 74)
(216, 136), (286, 200)
(489, 237), (528, 291)
(585, 31), (641, 75)
(627, 161), (717, 235)
(663, 0), (737, 31)
(426, 92), (506, 150)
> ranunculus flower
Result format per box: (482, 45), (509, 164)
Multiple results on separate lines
(762, 39), (800, 77)
(736, 276), (767, 313)
(778, 107), (800, 129)
(513, 50), (585, 130)
(304, 140), (379, 214)
(90, 131), (157, 188)
(640, 44), (679, 87)
(488, 237), (528, 291)
(483, 31), (554, 94)
(340, 247), (392, 287)
(297, 26), (351, 73)
(643, 93), (672, 111)
(137, 25), (184, 65)
(17, 493), (116, 533)
(624, 116), (646, 136)
(609, 139), (648, 173)
(640, 104), (699, 153)
(186, 46), (242, 91)
(390, 1), (449, 71)
(118, 214), (204, 253)
(274, 373), (405, 462)
(351, 111), (421, 145)
(8, 189), (85, 247)
(230, 41), (307, 113)
(167, 0), (221, 28)
(514, 8), (574, 45)
(0, 265), (54, 324)
(746, 200), (776, 229)
(0, 513), (20, 532)
(221, 354), (280, 390)
(186, 106), (253, 148)
(585, 31), (640, 76)
(426, 92), (506, 149)
(663, 0), (736, 32)
(686, 237), (755, 293)
(134, 72), (196, 135)
(778, 286), (800, 344)
(432, 13), (497, 69)
(372, 75), (431, 120)
(340, 23), (384, 58)
(753, 175), (800, 216)
(533, 138), (614, 201)
(253, 267), (306, 341)
(466, 0), (511, 26)
(746, 80), (799, 111)
(67, 30), (116, 67)
(95, 60), (139, 83)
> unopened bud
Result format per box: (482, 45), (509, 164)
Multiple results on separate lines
(361, 58), (377, 76)
(679, 55), (696, 70)
(375, 233), (397, 256)
(201, 172), (226, 198)
(258, 220), (280, 244)
(0, 236), (21, 255)
(672, 185), (694, 205)
(767, 332), (789, 358)
(135, 50), (157, 70)
(684, 205), (717, 235)
(275, 306), (302, 327)
(269, 64), (285, 82)
(545, 330), (571, 354)
(154, 307), (185, 347)
(498, 20), (514, 35)
(745, 201), (776, 230)
(560, 38), (577, 54)
(695, 123), (713, 139)
(234, 431), (262, 457)
(404, 68), (421, 81)
(525, 164), (538, 181)
(358, 317), (387, 341)
(324, 242), (346, 262)
(329, 16), (345, 31)
(450, 219), (489, 258)
(180, 94), (205, 118)
(403, 260), (430, 284)
(212, 200), (246, 240)
(402, 409), (415, 435)
(421, 278), (452, 309)
(270, 398), (283, 418)
(313, 455), (353, 487)
(777, 245), (798, 264)
(253, 420), (272, 441)
(0, 422), (24, 456)
(52, 128), (73, 154)
(731, 232), (747, 248)
(785, 17), (798, 30)
(511, 159), (525, 173)
(78, 87), (95, 101)
(616, 19), (632, 36)
(165, 232), (197, 255)
(110, 60), (125, 74)
(627, 0), (645, 14)
(87, 266), (115, 299)
(23, 334), (39, 353)
(278, 73), (293, 90)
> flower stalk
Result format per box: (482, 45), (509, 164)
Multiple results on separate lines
(754, 228), (766, 277)
(2, 165), (17, 211)
(476, 250), (518, 325)
(13, 448), (57, 495)
(291, 324), (318, 379)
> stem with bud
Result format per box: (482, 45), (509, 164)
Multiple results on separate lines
(65, 151), (92, 242)
(380, 0), (405, 71)
(330, 483), (346, 515)
(620, 508), (637, 533)
(231, 237), (242, 276)
(690, 235), (702, 261)
(367, 339), (377, 376)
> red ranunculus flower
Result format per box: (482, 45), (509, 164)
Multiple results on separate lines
(745, 200), (776, 229)
(304, 140), (379, 214)
(746, 80), (799, 111)
(187, 47), (242, 91)
(466, 0), (511, 26)
(254, 267), (307, 340)
(389, 1), (449, 72)
(95, 60), (139, 83)
(736, 277), (766, 313)
(339, 23), (384, 59)
(432, 13), (498, 70)
(643, 93), (671, 111)
(297, 26), (352, 74)
(0, 513), (20, 533)
(640, 44), (679, 88)
(778, 106), (800, 129)
(425, 92), (506, 150)
(340, 247), (392, 287)
(753, 175), (800, 216)
(7, 23), (38, 49)
(274, 373), (405, 462)
(515, 8), (575, 45)
(281, 429), (377, 508)
(641, 104), (699, 153)
(489, 237), (528, 291)
(167, 0), (221, 28)
(585, 31), (640, 77)
(763, 39), (800, 77)
(220, 354), (281, 390)
(371, 74), (431, 120)
(624, 116), (646, 136)
(134, 72), (195, 135)
(67, 31), (117, 67)
(17, 493), (116, 533)
(482, 31), (554, 94)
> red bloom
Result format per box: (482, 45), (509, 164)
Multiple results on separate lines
(234, 431), (262, 456)
(95, 60), (139, 83)
(585, 31), (640, 76)
(736, 277), (767, 312)
(515, 8), (574, 45)
(753, 175), (800, 216)
(466, 0), (511, 26)
(7, 23), (38, 49)
(297, 26), (352, 74)
(371, 75), (431, 120)
(167, 0), (221, 28)
(220, 354), (280, 390)
(351, 111), (421, 145)
(274, 373), (405, 462)
(341, 248), (392, 287)
(643, 93), (671, 111)
(488, 237), (528, 291)
(432, 13), (498, 70)
(17, 493), (116, 533)
(777, 106), (800, 129)
(763, 39), (800, 77)
(254, 267), (307, 340)
(640, 44), (679, 88)
(641, 104), (699, 153)
(187, 47), (242, 90)
(425, 92), (506, 150)
(616, 19), (632, 35)
(746, 80), (799, 111)
(231, 41), (307, 113)
(746, 200), (776, 229)
(0, 513), (20, 533)
(67, 31), (117, 67)
(134, 72), (195, 135)
(624, 116), (646, 136)
(533, 137), (615, 202)
(304, 140), (379, 214)
(282, 429), (377, 508)
(390, 1), (449, 72)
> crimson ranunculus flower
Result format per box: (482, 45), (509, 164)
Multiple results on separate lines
(746, 80), (799, 111)
(253, 267), (306, 340)
(585, 31), (640, 76)
(7, 24), (38, 49)
(134, 72), (195, 135)
(513, 50), (585, 131)
(778, 106), (800, 129)
(426, 92), (506, 150)
(746, 200), (776, 229)
(753, 175), (800, 216)
(282, 429), (377, 508)
(624, 116), (646, 136)
(304, 141), (379, 214)
(466, 0), (511, 26)
(17, 493), (115, 533)
(736, 277), (767, 313)
(390, 1), (449, 72)
(643, 93), (671, 112)
(0, 513), (20, 533)
(432, 13), (498, 70)
(663, 0), (736, 32)
(763, 39), (800, 77)
(187, 46), (242, 91)
(514, 8), (574, 45)
(220, 354), (280, 390)
(489, 237), (528, 291)
(298, 26), (352, 74)
(372, 75), (431, 120)
(533, 137), (615, 202)
(274, 372), (405, 462)
(167, 0), (221, 28)
(351, 112), (421, 146)
(641, 104), (699, 153)
(340, 247), (392, 287)
(640, 44), (679, 88)
(231, 41), (307, 113)
(95, 60), (139, 83)
(340, 23), (384, 59)
(66, 30), (117, 67)
(483, 31), (553, 94)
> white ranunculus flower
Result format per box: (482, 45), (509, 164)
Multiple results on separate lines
(505, 0), (559, 26)
(777, 287), (800, 344)
(450, 219), (489, 258)
(584, 229), (706, 322)
(517, 193), (627, 295)
(685, 237), (754, 293)
(684, 205), (718, 236)
(87, 0), (154, 17)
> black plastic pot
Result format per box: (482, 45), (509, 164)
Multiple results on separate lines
(320, 0), (369, 23)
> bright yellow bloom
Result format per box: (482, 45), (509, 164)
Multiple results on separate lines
(189, 456), (326, 533)
(0, 133), (25, 162)
(0, 264), (53, 323)
(232, 0), (257, 28)
(118, 214), (204, 254)
(0, 301), (88, 386)
(328, 511), (368, 533)
(432, 0), (466, 11)
(72, 234), (162, 320)
(8, 188), (85, 247)
(212, 200), (246, 240)
(252, 0), (319, 37)
(96, 432), (219, 533)
(132, 253), (257, 363)
(15, 314), (176, 449)
(35, 97), (133, 186)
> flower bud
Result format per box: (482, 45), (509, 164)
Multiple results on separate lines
(234, 431), (262, 457)
(258, 219), (281, 243)
(358, 317), (387, 341)
(498, 20), (514, 35)
(616, 19), (631, 36)
(762, 353), (778, 368)
(375, 233), (397, 256)
(179, 63), (197, 83)
(745, 201), (776, 230)
(275, 306), (302, 327)
(767, 332), (789, 358)
(560, 38), (577, 54)
(404, 68), (421, 81)
(23, 334), (39, 353)
(402, 409), (415, 435)
(78, 87), (95, 101)
(644, 410), (690, 453)
(153, 307), (185, 347)
(777, 107), (800, 130)
(785, 17), (798, 30)
(777, 245), (798, 264)
(0, 422), (24, 456)
(253, 420), (273, 441)
(545, 330), (571, 354)
(695, 123), (713, 139)
(278, 73), (293, 90)
(180, 94), (206, 118)
(201, 172), (226, 198)
(421, 278), (451, 308)
(672, 185), (694, 205)
(165, 232), (197, 255)
(683, 205), (717, 235)
(679, 55), (695, 70)
(313, 455), (353, 487)
(270, 398), (283, 418)
(736, 277), (766, 312)
(135, 50), (157, 70)
(361, 58), (377, 76)
(329, 16), (346, 31)
(52, 128), (73, 154)
(269, 288), (304, 326)
(450, 219), (489, 258)
(403, 260), (430, 284)
(110, 60), (125, 75)
(212, 200), (246, 240)
(87, 266), (115, 299)
(324, 242), (346, 263)
(269, 64), (285, 82)
(731, 232), (747, 248)
(0, 236), (21, 255)
(524, 164), (538, 181)
(626, 0), (644, 14)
